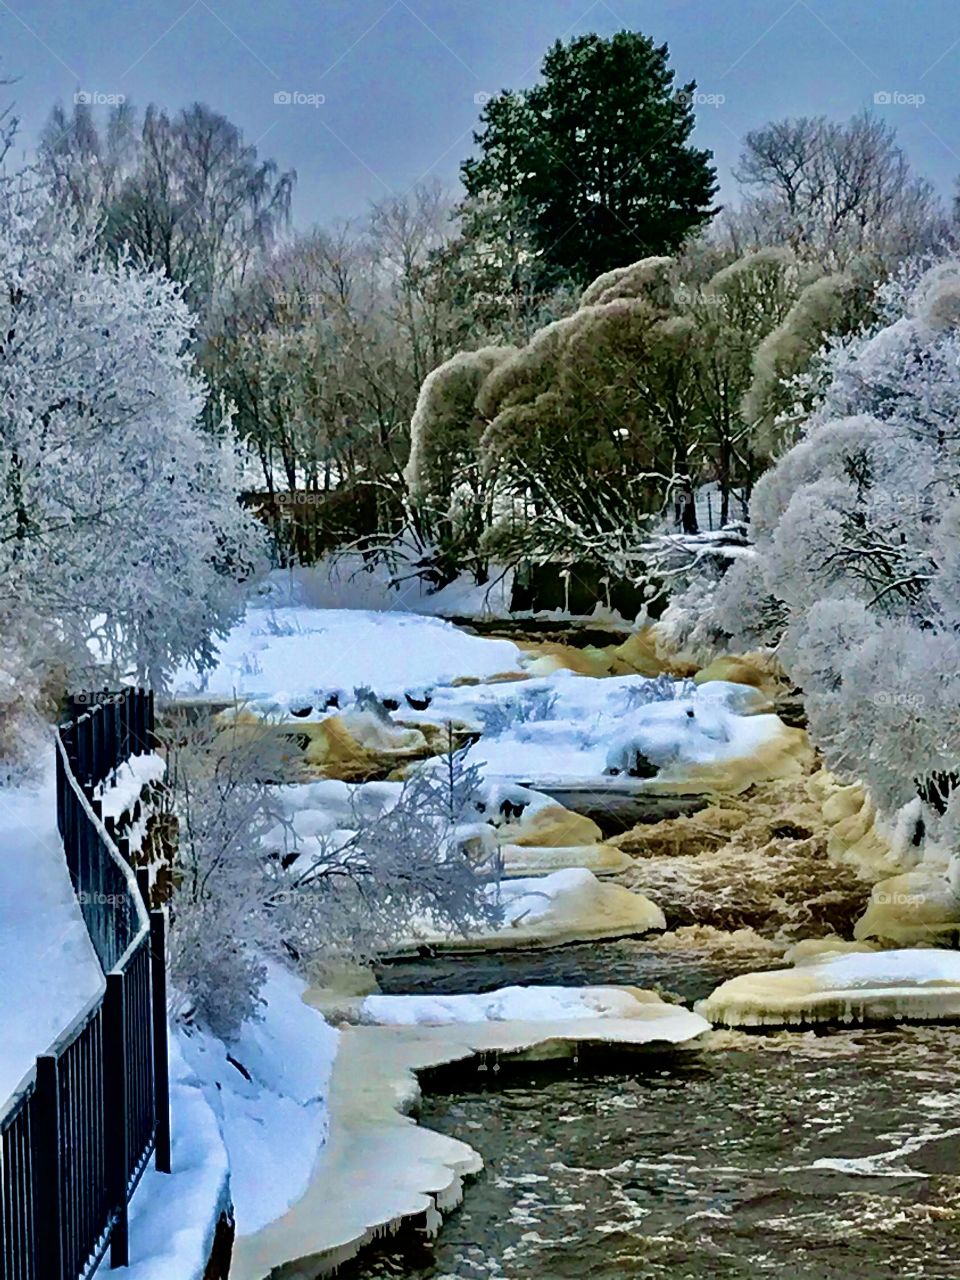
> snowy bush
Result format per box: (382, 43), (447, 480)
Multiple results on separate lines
(623, 674), (696, 709)
(163, 715), (290, 1036)
(712, 260), (960, 832)
(278, 735), (503, 977)
(478, 687), (559, 736)
(164, 714), (500, 1036)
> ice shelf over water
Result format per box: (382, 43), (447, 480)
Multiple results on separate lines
(697, 949), (960, 1027)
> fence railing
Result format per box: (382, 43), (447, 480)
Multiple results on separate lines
(63, 688), (155, 796)
(0, 689), (170, 1280)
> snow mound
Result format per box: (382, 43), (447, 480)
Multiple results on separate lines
(854, 866), (960, 944)
(696, 949), (960, 1027)
(360, 984), (664, 1026)
(402, 867), (665, 951)
(179, 965), (339, 1236)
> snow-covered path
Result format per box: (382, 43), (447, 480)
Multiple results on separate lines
(0, 764), (103, 1099)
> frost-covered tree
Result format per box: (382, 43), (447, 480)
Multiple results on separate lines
(164, 712), (501, 1036)
(405, 345), (516, 581)
(0, 175), (264, 699)
(714, 260), (960, 824)
(405, 246), (868, 581)
(39, 100), (294, 320)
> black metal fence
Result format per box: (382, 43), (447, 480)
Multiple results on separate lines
(0, 689), (170, 1280)
(63, 688), (155, 796)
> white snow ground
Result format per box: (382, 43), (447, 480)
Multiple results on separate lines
(177, 963), (339, 1236)
(0, 763), (104, 1099)
(172, 606), (522, 705)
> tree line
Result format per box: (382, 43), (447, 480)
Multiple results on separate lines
(26, 29), (960, 592)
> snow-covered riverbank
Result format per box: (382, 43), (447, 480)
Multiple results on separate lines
(231, 987), (709, 1280)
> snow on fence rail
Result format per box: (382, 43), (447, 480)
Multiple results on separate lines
(0, 689), (170, 1280)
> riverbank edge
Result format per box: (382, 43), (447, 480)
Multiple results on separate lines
(229, 1002), (709, 1280)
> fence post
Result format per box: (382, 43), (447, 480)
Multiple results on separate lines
(35, 1055), (65, 1280)
(104, 971), (129, 1267)
(150, 908), (172, 1174)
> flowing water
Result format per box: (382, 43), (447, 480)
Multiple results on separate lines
(348, 622), (960, 1277)
(376, 938), (781, 1006)
(356, 949), (960, 1280)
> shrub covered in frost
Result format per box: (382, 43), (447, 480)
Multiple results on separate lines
(712, 260), (960, 834)
(623, 674), (696, 709)
(164, 714), (500, 1036)
(478, 687), (559, 736)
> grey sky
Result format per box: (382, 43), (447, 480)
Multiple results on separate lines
(5, 0), (960, 225)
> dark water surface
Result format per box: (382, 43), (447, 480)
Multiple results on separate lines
(354, 946), (960, 1280)
(376, 937), (781, 1007)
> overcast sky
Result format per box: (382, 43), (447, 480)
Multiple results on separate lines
(5, 0), (960, 225)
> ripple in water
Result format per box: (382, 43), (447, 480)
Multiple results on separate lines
(350, 1014), (960, 1278)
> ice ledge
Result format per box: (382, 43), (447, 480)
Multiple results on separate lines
(229, 995), (708, 1279)
(696, 948), (960, 1028)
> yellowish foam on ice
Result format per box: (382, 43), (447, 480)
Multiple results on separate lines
(855, 868), (960, 944)
(648, 719), (814, 795)
(497, 803), (633, 877)
(696, 948), (960, 1027)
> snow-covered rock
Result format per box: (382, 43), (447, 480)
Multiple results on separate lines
(399, 867), (665, 951)
(696, 949), (960, 1027)
(406, 670), (808, 793)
